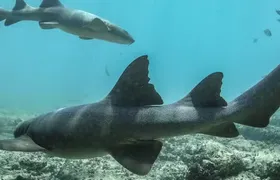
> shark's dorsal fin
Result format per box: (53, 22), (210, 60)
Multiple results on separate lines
(40, 0), (64, 8)
(104, 55), (163, 107)
(13, 0), (28, 11)
(176, 72), (227, 107)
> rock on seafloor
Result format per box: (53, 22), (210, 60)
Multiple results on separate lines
(1, 112), (280, 180)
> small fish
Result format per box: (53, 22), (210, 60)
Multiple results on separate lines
(0, 0), (135, 44)
(253, 38), (258, 43)
(105, 65), (110, 76)
(264, 29), (272, 37)
(276, 10), (280, 15)
(1, 55), (280, 176)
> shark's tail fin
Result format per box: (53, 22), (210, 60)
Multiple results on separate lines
(174, 64), (280, 137)
(229, 64), (280, 128)
(4, 0), (31, 26)
(0, 8), (7, 21)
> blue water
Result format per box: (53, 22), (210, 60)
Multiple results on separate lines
(1, 0), (280, 113)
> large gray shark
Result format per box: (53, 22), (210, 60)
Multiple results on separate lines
(1, 55), (280, 175)
(0, 0), (135, 44)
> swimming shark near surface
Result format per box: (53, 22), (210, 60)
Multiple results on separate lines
(0, 0), (135, 44)
(0, 55), (280, 175)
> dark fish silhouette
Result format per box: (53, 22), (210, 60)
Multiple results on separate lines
(264, 29), (272, 37)
(253, 38), (258, 43)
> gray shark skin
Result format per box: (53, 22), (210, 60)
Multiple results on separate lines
(1, 55), (280, 176)
(0, 0), (135, 44)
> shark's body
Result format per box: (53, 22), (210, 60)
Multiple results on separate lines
(0, 0), (135, 44)
(1, 55), (280, 175)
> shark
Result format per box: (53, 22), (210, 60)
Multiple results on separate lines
(0, 0), (135, 44)
(0, 55), (280, 175)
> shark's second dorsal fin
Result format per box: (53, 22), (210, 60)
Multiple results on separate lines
(12, 0), (31, 11)
(4, 0), (32, 26)
(176, 72), (227, 107)
(40, 0), (64, 8)
(104, 55), (163, 107)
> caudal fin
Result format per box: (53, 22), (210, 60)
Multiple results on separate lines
(230, 64), (280, 128)
(0, 8), (7, 21)
(4, 0), (32, 26)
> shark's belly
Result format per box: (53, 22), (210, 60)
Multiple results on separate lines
(57, 25), (95, 38)
(46, 147), (108, 159)
(57, 24), (112, 41)
(29, 125), (107, 152)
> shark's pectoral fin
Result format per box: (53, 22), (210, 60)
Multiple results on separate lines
(39, 21), (59, 29)
(79, 36), (94, 40)
(85, 18), (109, 32)
(200, 123), (239, 138)
(110, 140), (162, 175)
(0, 135), (46, 152)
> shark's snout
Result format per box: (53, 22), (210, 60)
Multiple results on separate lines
(124, 34), (135, 45)
(115, 31), (135, 45)
(109, 25), (135, 45)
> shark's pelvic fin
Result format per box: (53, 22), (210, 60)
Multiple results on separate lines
(4, 19), (20, 26)
(200, 123), (239, 138)
(110, 140), (162, 176)
(40, 0), (64, 8)
(103, 55), (163, 107)
(39, 21), (60, 29)
(0, 135), (46, 152)
(176, 72), (227, 107)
